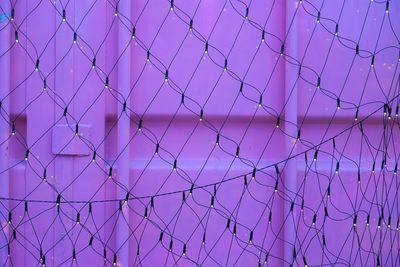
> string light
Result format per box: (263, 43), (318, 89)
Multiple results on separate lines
(132, 26), (136, 39)
(165, 69), (169, 82)
(15, 30), (19, 43)
(182, 244), (187, 256)
(108, 167), (113, 178)
(173, 159), (177, 171)
(25, 149), (29, 161)
(114, 5), (118, 16)
(138, 119), (142, 131)
(105, 76), (109, 88)
(35, 59), (40, 71)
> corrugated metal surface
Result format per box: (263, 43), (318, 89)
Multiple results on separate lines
(0, 0), (399, 266)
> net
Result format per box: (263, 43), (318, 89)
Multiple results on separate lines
(0, 0), (399, 266)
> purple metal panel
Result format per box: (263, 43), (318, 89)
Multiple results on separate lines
(0, 0), (399, 266)
(52, 124), (92, 155)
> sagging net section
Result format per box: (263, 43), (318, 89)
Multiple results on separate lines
(0, 0), (399, 266)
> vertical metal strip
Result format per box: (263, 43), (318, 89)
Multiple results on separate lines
(0, 2), (10, 266)
(284, 0), (298, 264)
(117, 1), (131, 265)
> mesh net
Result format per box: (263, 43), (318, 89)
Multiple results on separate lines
(0, 0), (399, 266)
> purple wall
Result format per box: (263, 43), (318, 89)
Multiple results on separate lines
(0, 0), (399, 266)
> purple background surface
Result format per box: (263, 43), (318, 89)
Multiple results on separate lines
(0, 0), (399, 266)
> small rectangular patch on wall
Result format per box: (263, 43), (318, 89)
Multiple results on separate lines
(52, 124), (91, 155)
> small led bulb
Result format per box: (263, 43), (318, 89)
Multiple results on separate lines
(138, 119), (142, 132)
(164, 70), (169, 82)
(275, 117), (280, 128)
(280, 44), (284, 56)
(131, 26), (136, 39)
(173, 159), (177, 171)
(105, 76), (109, 89)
